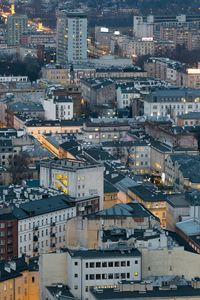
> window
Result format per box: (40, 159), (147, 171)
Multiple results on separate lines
(74, 274), (78, 278)
(74, 261), (78, 266)
(102, 274), (107, 279)
(127, 273), (130, 278)
(89, 274), (94, 280)
(121, 273), (126, 279)
(86, 263), (88, 268)
(85, 274), (88, 280)
(135, 260), (138, 265)
(74, 285), (78, 290)
(108, 262), (113, 267)
(89, 262), (94, 268)
(121, 261), (126, 267)
(32, 277), (35, 283)
(134, 272), (138, 277)
(102, 262), (107, 267)
(127, 261), (130, 267)
(108, 273), (113, 279)
(114, 261), (119, 267)
(96, 262), (101, 268)
(85, 286), (88, 292)
(96, 274), (101, 280)
(114, 273), (120, 279)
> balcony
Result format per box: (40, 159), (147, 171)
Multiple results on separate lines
(33, 235), (38, 242)
(50, 222), (56, 227)
(50, 233), (56, 238)
(33, 226), (39, 231)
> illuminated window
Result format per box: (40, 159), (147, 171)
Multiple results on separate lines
(134, 272), (138, 276)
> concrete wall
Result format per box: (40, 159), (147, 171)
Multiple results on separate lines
(142, 247), (200, 280)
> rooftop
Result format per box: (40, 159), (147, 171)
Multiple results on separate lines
(67, 248), (141, 259)
(129, 184), (167, 202)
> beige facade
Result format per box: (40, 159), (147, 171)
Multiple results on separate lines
(65, 212), (159, 249)
(142, 247), (200, 280)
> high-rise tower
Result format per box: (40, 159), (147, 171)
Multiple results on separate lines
(56, 10), (87, 64)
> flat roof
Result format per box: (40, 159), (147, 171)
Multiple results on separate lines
(67, 248), (141, 259)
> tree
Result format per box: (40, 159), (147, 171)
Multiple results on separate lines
(8, 153), (31, 184)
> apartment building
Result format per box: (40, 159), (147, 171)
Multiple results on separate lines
(65, 202), (159, 249)
(25, 119), (83, 142)
(82, 119), (130, 143)
(42, 64), (96, 85)
(0, 208), (18, 260)
(0, 256), (39, 300)
(144, 88), (200, 118)
(81, 77), (115, 109)
(40, 158), (104, 209)
(14, 194), (76, 257)
(67, 248), (141, 300)
(7, 14), (28, 46)
(128, 184), (167, 228)
(56, 10), (87, 64)
(43, 95), (74, 120)
(177, 112), (200, 126)
(164, 154), (200, 190)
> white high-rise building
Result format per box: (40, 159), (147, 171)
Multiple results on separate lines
(56, 10), (87, 64)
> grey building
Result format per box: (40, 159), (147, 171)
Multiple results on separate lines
(7, 14), (28, 46)
(56, 10), (87, 64)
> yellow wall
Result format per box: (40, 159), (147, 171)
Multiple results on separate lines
(103, 192), (119, 209)
(0, 270), (39, 300)
(128, 189), (167, 228)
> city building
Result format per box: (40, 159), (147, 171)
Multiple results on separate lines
(89, 277), (200, 299)
(128, 184), (167, 228)
(66, 248), (142, 300)
(7, 14), (28, 46)
(24, 119), (83, 142)
(144, 88), (200, 119)
(43, 95), (74, 120)
(177, 112), (200, 126)
(56, 10), (87, 64)
(164, 154), (200, 190)
(65, 202), (159, 249)
(40, 158), (104, 208)
(82, 119), (130, 143)
(41, 64), (96, 85)
(81, 78), (115, 110)
(14, 194), (76, 257)
(0, 256), (39, 300)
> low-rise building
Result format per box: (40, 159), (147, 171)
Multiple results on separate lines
(81, 77), (115, 110)
(144, 88), (200, 119)
(25, 119), (83, 142)
(0, 256), (39, 300)
(67, 248), (142, 300)
(14, 195), (76, 257)
(128, 184), (167, 228)
(165, 154), (200, 190)
(65, 202), (159, 249)
(40, 158), (104, 209)
(82, 119), (130, 143)
(177, 112), (200, 126)
(43, 95), (73, 120)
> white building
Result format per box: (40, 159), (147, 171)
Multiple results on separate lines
(0, 76), (28, 83)
(40, 159), (104, 209)
(144, 88), (200, 118)
(14, 194), (76, 257)
(56, 10), (87, 64)
(133, 15), (154, 39)
(43, 95), (74, 120)
(117, 85), (140, 109)
(66, 248), (141, 300)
